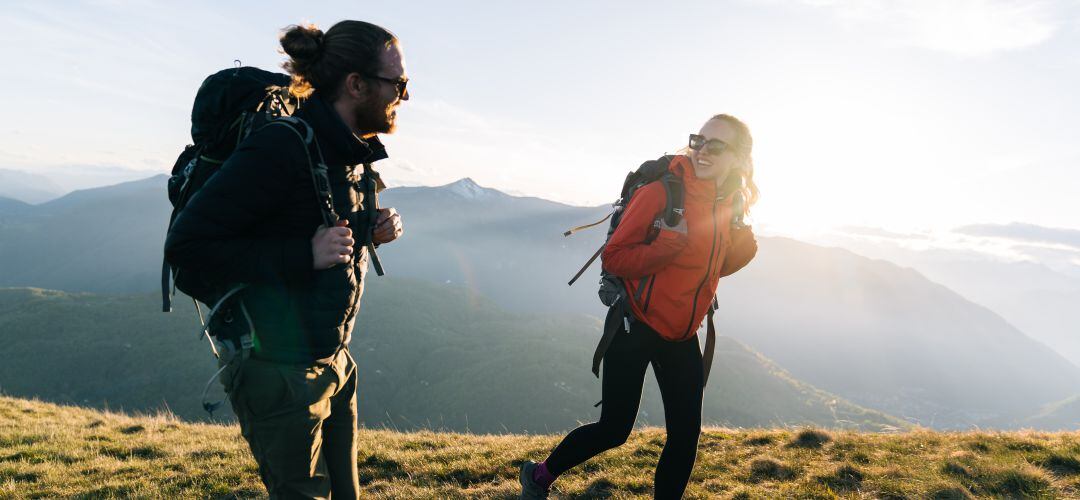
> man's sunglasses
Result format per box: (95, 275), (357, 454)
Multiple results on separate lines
(688, 134), (730, 156)
(366, 74), (409, 98)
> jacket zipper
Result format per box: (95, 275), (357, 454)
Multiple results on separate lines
(680, 196), (721, 340)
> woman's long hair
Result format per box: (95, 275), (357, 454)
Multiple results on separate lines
(681, 114), (760, 217)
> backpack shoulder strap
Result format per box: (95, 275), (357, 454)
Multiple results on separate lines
(359, 163), (386, 276)
(658, 171), (684, 227)
(262, 117), (338, 227)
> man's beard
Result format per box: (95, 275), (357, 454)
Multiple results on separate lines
(354, 100), (395, 135)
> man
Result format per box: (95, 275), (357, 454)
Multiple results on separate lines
(165, 20), (408, 498)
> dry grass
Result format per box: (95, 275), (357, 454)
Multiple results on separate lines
(1, 396), (1078, 499)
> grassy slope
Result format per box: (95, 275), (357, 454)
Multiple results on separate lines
(0, 283), (906, 433)
(2, 397), (1078, 499)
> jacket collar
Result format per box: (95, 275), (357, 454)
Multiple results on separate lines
(669, 155), (735, 204)
(295, 92), (389, 167)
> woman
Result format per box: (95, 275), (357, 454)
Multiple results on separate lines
(520, 114), (760, 499)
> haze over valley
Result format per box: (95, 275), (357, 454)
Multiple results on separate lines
(0, 175), (1076, 432)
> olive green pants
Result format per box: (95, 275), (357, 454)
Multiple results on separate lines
(226, 348), (359, 499)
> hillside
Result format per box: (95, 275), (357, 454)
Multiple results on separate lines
(1, 175), (1077, 430)
(714, 238), (1080, 430)
(2, 397), (1078, 499)
(818, 232), (1080, 367)
(0, 175), (168, 292)
(378, 180), (1080, 429)
(0, 197), (31, 216)
(0, 283), (904, 433)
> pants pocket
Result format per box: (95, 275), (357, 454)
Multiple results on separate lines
(238, 360), (294, 419)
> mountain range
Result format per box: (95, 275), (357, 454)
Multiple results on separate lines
(0, 175), (1077, 430)
(814, 232), (1080, 368)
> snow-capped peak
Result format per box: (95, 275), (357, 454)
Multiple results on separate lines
(445, 177), (489, 199)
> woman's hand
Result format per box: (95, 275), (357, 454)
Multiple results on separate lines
(312, 219), (354, 269)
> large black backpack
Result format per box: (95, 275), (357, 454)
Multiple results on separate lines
(564, 156), (718, 392)
(161, 66), (358, 415)
(161, 66), (353, 315)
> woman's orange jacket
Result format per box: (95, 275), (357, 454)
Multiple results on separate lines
(601, 155), (758, 341)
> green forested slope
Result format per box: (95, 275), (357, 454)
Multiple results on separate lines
(0, 280), (905, 433)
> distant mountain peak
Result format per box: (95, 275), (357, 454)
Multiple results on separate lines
(442, 177), (497, 200)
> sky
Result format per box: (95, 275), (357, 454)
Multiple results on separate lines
(2, 0), (1079, 262)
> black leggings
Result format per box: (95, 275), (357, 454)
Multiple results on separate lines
(544, 319), (704, 499)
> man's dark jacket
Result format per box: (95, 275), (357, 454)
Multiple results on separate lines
(164, 92), (386, 363)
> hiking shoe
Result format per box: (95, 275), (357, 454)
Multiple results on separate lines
(519, 460), (550, 499)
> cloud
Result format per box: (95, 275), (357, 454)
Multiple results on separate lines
(798, 0), (1061, 56)
(954, 223), (1080, 249)
(838, 225), (931, 240)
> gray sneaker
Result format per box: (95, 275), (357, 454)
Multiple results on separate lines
(519, 460), (550, 499)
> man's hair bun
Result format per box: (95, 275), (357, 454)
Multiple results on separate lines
(279, 20), (398, 99)
(280, 24), (324, 77)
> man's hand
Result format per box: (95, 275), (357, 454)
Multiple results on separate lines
(312, 219), (354, 269)
(373, 207), (403, 245)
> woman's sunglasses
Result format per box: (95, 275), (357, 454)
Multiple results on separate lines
(688, 134), (730, 156)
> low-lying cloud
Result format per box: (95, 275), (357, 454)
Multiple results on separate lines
(954, 222), (1080, 250)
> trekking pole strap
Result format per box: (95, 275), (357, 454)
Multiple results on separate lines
(568, 243), (605, 286)
(563, 209), (615, 237)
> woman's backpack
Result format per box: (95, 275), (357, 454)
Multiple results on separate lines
(564, 154), (684, 305)
(563, 156), (720, 391)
